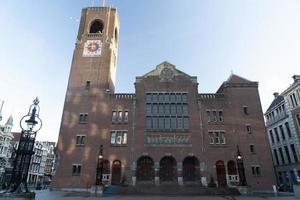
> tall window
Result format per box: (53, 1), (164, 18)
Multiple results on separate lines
(118, 111), (123, 122)
(279, 147), (285, 164)
(124, 111), (129, 122)
(274, 127), (280, 142)
(273, 149), (279, 165)
(285, 122), (292, 138)
(110, 130), (127, 145)
(296, 114), (300, 128)
(290, 144), (298, 162)
(212, 111), (217, 122)
(218, 111), (223, 122)
(279, 125), (286, 141)
(207, 110), (211, 122)
(249, 144), (255, 153)
(251, 166), (261, 176)
(246, 125), (252, 134)
(112, 111), (117, 122)
(85, 81), (91, 90)
(269, 130), (275, 144)
(145, 92), (189, 131)
(290, 93), (298, 108)
(72, 164), (82, 176)
(284, 146), (291, 164)
(243, 106), (248, 115)
(76, 135), (85, 146)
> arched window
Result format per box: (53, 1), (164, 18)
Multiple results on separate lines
(114, 28), (118, 44)
(227, 160), (237, 175)
(89, 20), (104, 34)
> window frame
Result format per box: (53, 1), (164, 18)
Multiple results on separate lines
(79, 113), (88, 124)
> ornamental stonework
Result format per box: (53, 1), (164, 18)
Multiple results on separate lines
(145, 135), (191, 147)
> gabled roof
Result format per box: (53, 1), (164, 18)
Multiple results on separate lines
(266, 95), (284, 113)
(226, 74), (252, 83)
(217, 73), (257, 93)
(136, 61), (197, 83)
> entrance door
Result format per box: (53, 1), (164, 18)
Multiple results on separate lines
(137, 156), (154, 181)
(216, 160), (227, 187)
(159, 156), (177, 182)
(183, 156), (199, 181)
(111, 160), (121, 185)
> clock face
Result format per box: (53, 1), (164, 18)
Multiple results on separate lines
(83, 40), (102, 57)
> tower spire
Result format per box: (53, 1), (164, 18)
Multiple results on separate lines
(0, 101), (4, 122)
(102, 0), (106, 7)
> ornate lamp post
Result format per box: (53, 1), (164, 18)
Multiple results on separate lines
(236, 145), (247, 186)
(7, 98), (42, 193)
(96, 145), (103, 186)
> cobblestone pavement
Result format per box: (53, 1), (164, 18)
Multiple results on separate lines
(34, 190), (298, 200)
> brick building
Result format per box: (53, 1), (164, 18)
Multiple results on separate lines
(52, 6), (276, 191)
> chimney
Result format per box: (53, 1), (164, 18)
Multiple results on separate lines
(273, 92), (279, 98)
(292, 75), (300, 83)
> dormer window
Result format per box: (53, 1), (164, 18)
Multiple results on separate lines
(90, 20), (104, 34)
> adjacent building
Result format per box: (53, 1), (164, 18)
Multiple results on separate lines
(0, 103), (14, 183)
(52, 5), (276, 191)
(265, 75), (300, 187)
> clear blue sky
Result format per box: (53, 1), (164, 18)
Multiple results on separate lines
(0, 0), (299, 142)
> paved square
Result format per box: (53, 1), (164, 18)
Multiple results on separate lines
(35, 190), (297, 200)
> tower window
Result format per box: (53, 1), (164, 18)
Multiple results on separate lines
(72, 164), (82, 176)
(76, 135), (85, 146)
(243, 106), (248, 115)
(90, 20), (104, 34)
(246, 124), (252, 134)
(114, 28), (118, 45)
(85, 81), (91, 90)
(79, 113), (88, 123)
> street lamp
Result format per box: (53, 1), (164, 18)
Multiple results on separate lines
(236, 145), (247, 186)
(96, 145), (103, 186)
(7, 98), (42, 193)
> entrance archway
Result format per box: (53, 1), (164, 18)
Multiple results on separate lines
(111, 160), (121, 185)
(136, 156), (154, 181)
(159, 156), (177, 182)
(216, 160), (227, 187)
(183, 156), (199, 181)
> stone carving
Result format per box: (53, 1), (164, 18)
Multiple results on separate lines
(160, 67), (174, 81)
(145, 135), (191, 147)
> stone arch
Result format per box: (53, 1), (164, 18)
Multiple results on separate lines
(111, 160), (121, 185)
(227, 160), (237, 175)
(216, 160), (227, 187)
(182, 156), (200, 181)
(159, 156), (177, 182)
(136, 156), (155, 181)
(89, 19), (104, 33)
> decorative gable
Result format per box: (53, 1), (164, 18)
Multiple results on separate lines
(136, 61), (197, 83)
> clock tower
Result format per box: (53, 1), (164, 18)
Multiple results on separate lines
(52, 6), (120, 189)
(68, 6), (119, 93)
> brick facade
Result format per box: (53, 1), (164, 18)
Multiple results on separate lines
(51, 6), (276, 190)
